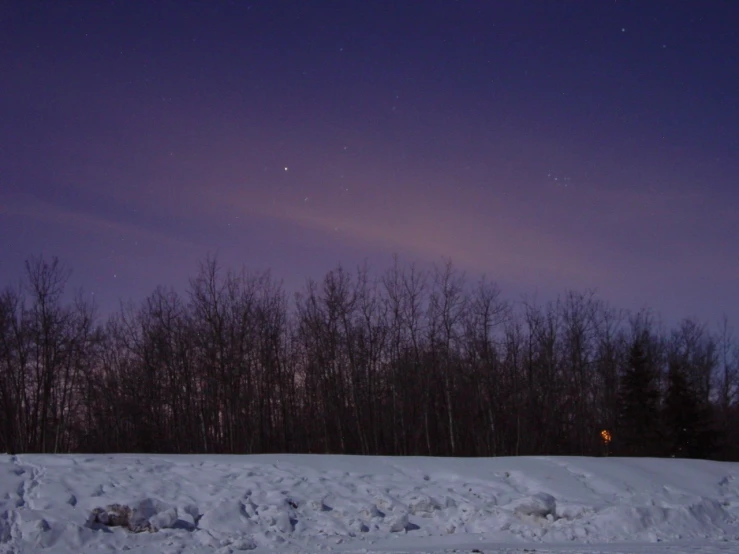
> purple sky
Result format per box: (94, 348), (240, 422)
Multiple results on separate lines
(1, 1), (737, 325)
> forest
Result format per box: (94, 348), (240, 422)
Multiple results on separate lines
(0, 256), (737, 459)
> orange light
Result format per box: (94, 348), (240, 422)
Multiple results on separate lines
(600, 429), (612, 444)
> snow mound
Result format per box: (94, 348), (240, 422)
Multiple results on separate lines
(88, 498), (183, 533)
(507, 492), (557, 518)
(0, 453), (738, 553)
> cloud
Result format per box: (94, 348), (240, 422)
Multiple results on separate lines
(0, 193), (193, 251)
(243, 189), (606, 291)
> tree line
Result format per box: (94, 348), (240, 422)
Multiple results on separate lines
(0, 256), (737, 459)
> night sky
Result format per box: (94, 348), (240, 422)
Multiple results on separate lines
(1, 1), (737, 324)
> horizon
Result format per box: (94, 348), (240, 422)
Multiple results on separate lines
(1, 252), (731, 339)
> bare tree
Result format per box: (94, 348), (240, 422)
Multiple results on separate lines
(1, 253), (737, 460)
(0, 286), (26, 453)
(461, 277), (509, 455)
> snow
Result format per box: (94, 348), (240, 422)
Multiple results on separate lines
(1, 454), (738, 553)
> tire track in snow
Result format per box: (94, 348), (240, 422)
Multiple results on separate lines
(0, 455), (49, 554)
(2, 455), (31, 553)
(13, 455), (44, 508)
(354, 542), (739, 554)
(541, 457), (631, 504)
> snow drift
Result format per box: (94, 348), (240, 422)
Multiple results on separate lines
(1, 453), (738, 553)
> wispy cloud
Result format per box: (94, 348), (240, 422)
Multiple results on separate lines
(0, 193), (193, 251)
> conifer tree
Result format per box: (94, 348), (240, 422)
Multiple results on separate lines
(663, 358), (714, 458)
(617, 333), (660, 456)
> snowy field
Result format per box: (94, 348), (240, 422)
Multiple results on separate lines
(1, 454), (738, 554)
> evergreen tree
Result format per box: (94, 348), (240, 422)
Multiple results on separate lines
(616, 333), (661, 456)
(663, 358), (714, 458)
